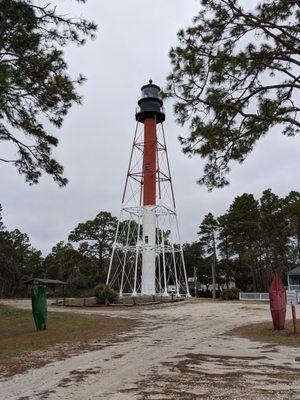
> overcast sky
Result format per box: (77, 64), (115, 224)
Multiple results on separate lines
(1, 0), (299, 254)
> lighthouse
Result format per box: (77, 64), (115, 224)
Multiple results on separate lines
(106, 81), (190, 297)
(136, 81), (165, 295)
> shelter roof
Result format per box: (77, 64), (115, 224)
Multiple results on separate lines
(24, 278), (68, 286)
(287, 266), (300, 276)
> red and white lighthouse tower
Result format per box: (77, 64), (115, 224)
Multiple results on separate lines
(106, 81), (190, 297)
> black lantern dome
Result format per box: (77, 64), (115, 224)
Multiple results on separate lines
(135, 80), (165, 123)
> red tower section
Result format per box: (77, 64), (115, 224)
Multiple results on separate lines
(143, 117), (157, 206)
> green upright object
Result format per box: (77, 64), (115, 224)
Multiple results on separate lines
(31, 285), (47, 331)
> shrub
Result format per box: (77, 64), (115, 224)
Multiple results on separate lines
(220, 287), (240, 301)
(95, 284), (118, 305)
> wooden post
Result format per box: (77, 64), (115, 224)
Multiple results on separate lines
(287, 290), (297, 334)
(194, 266), (197, 298)
(63, 285), (66, 306)
(292, 305), (297, 334)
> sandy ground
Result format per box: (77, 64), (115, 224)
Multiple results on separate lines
(0, 299), (299, 400)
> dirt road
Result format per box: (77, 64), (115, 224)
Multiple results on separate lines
(0, 299), (299, 400)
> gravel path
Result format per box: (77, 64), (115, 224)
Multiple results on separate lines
(0, 299), (299, 400)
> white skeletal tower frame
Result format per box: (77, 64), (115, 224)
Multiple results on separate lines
(106, 120), (190, 297)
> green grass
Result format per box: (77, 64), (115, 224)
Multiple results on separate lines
(62, 295), (185, 307)
(116, 295), (184, 305)
(0, 304), (136, 369)
(232, 319), (300, 347)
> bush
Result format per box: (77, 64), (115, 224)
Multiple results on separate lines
(95, 284), (118, 305)
(220, 287), (240, 301)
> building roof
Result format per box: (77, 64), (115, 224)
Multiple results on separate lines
(24, 278), (68, 286)
(287, 266), (300, 276)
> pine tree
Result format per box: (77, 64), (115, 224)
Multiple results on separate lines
(0, 1), (97, 185)
(43, 241), (98, 289)
(218, 194), (261, 291)
(68, 211), (118, 279)
(165, 0), (300, 189)
(0, 203), (4, 231)
(259, 189), (290, 285)
(283, 191), (300, 263)
(198, 213), (218, 299)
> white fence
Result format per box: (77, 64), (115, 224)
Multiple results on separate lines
(289, 285), (300, 291)
(239, 292), (269, 301)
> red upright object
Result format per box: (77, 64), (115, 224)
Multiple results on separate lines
(143, 117), (157, 206)
(269, 276), (286, 330)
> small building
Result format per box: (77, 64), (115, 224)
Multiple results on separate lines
(288, 266), (300, 289)
(287, 266), (300, 290)
(287, 266), (300, 303)
(187, 277), (203, 291)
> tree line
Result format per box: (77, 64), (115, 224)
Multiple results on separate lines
(1, 188), (299, 298)
(0, 208), (117, 298)
(184, 189), (300, 292)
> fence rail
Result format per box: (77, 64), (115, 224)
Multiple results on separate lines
(289, 285), (300, 291)
(239, 292), (269, 301)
